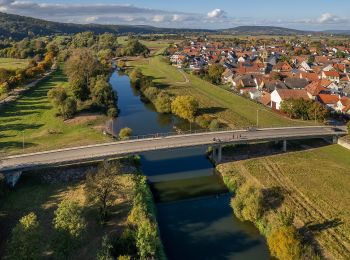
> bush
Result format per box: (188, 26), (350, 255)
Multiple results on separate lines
(154, 92), (172, 113)
(143, 87), (160, 102)
(129, 68), (142, 86)
(267, 226), (302, 260)
(171, 95), (199, 121)
(6, 212), (42, 260)
(209, 119), (220, 130)
(230, 182), (264, 223)
(195, 115), (212, 128)
(107, 107), (118, 118)
(119, 127), (133, 139)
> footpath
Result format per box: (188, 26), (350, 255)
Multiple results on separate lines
(0, 70), (54, 108)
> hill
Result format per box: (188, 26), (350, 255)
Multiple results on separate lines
(220, 26), (308, 35)
(0, 12), (213, 40)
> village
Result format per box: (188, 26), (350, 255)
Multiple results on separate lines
(169, 38), (350, 119)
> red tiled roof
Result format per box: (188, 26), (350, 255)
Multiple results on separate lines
(304, 80), (328, 96)
(318, 94), (339, 105)
(323, 70), (340, 78)
(276, 89), (310, 100)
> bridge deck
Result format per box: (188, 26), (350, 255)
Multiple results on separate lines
(0, 126), (347, 172)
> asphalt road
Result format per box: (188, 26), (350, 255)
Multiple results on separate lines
(0, 126), (346, 172)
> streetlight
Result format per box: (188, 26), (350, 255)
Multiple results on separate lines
(22, 131), (24, 151)
(257, 109), (259, 128)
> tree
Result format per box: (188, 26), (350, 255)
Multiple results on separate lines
(119, 39), (150, 57)
(6, 212), (41, 260)
(48, 86), (77, 119)
(90, 75), (116, 110)
(65, 48), (102, 100)
(154, 92), (172, 113)
(136, 219), (158, 259)
(207, 64), (225, 84)
(171, 95), (199, 121)
(267, 226), (302, 260)
(85, 161), (125, 221)
(280, 99), (328, 121)
(119, 127), (133, 139)
(117, 60), (126, 69)
(97, 235), (113, 260)
(52, 199), (86, 258)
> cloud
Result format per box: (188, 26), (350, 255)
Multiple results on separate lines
(207, 9), (225, 18)
(298, 13), (350, 25)
(152, 15), (165, 23)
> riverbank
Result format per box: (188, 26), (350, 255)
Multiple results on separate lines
(0, 66), (110, 156)
(0, 157), (165, 259)
(128, 54), (311, 129)
(217, 141), (350, 259)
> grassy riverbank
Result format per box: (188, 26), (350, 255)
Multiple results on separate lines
(129, 54), (310, 128)
(0, 66), (109, 156)
(0, 158), (166, 259)
(217, 143), (350, 259)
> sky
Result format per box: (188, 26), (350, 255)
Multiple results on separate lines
(1, 0), (350, 31)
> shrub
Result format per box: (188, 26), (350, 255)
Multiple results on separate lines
(143, 87), (160, 102)
(119, 127), (133, 139)
(154, 92), (172, 113)
(107, 107), (118, 118)
(6, 212), (41, 260)
(267, 226), (302, 260)
(171, 95), (199, 121)
(195, 115), (212, 128)
(209, 119), (220, 130)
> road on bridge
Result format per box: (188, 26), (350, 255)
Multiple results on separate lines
(0, 126), (347, 172)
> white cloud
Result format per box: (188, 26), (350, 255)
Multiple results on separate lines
(85, 16), (98, 23)
(152, 15), (165, 23)
(207, 9), (225, 18)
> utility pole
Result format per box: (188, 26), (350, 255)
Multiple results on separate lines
(314, 108), (317, 125)
(22, 131), (24, 151)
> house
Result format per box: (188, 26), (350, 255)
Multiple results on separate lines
(318, 94), (339, 110)
(321, 70), (340, 83)
(284, 78), (309, 89)
(304, 80), (329, 100)
(272, 61), (293, 72)
(270, 89), (310, 110)
(222, 69), (234, 84)
(260, 91), (271, 106)
(298, 61), (312, 72)
(337, 96), (350, 115)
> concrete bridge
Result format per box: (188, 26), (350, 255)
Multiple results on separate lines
(0, 126), (347, 180)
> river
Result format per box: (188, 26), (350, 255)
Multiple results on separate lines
(110, 70), (271, 260)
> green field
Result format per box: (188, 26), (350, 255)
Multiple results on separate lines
(130, 54), (310, 128)
(0, 66), (109, 156)
(218, 144), (350, 259)
(0, 168), (133, 259)
(0, 58), (29, 70)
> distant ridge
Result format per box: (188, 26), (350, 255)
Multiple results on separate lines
(1, 12), (349, 40)
(219, 26), (308, 35)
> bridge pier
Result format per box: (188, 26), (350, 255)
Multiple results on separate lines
(282, 140), (287, 152)
(332, 135), (338, 144)
(211, 145), (222, 163)
(5, 171), (22, 187)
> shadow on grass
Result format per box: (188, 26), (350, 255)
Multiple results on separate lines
(198, 106), (227, 116)
(0, 122), (44, 132)
(303, 219), (343, 233)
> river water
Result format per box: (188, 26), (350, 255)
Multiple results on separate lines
(110, 71), (270, 260)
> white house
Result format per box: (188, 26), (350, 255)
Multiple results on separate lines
(270, 89), (310, 110)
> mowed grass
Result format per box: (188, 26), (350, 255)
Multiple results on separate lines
(131, 54), (308, 128)
(0, 170), (133, 259)
(218, 144), (350, 259)
(0, 58), (29, 70)
(0, 66), (108, 156)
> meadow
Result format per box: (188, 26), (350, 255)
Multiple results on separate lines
(0, 66), (108, 156)
(130, 54), (310, 128)
(218, 143), (350, 259)
(0, 58), (29, 70)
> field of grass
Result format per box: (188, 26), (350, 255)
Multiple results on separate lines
(0, 66), (109, 156)
(0, 165), (134, 259)
(218, 144), (350, 259)
(0, 58), (29, 70)
(130, 54), (310, 128)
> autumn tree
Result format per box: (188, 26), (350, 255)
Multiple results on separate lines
(154, 92), (172, 113)
(207, 64), (225, 84)
(48, 86), (77, 119)
(171, 95), (199, 121)
(267, 226), (302, 260)
(52, 199), (86, 258)
(119, 127), (133, 139)
(65, 48), (102, 100)
(85, 161), (125, 221)
(6, 212), (42, 260)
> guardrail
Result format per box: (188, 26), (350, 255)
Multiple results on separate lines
(1, 127), (345, 172)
